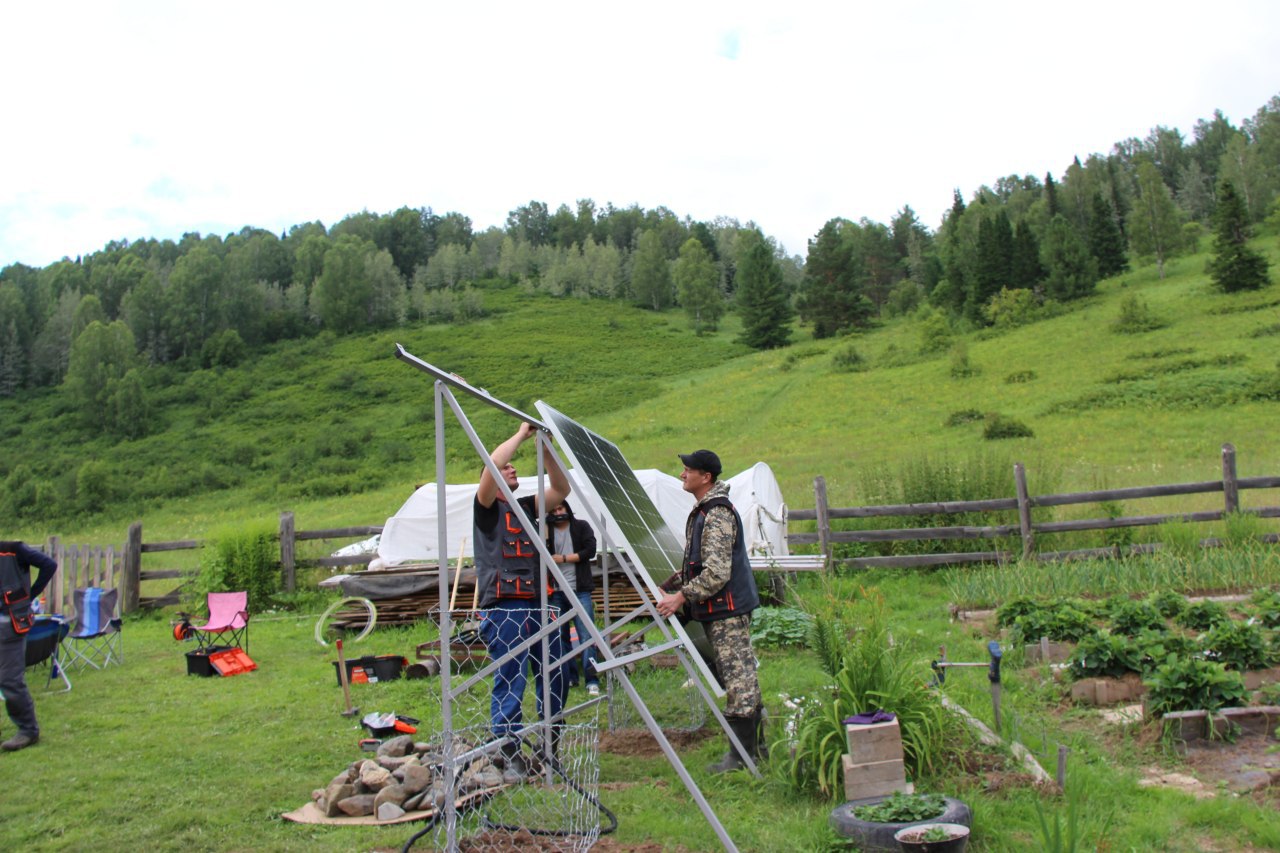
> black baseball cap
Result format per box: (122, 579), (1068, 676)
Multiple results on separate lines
(678, 449), (722, 476)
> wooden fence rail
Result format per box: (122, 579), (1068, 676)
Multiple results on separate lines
(790, 443), (1280, 569)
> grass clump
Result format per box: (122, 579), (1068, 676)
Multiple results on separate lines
(1005, 369), (1037, 383)
(943, 409), (984, 427)
(831, 344), (868, 372)
(983, 413), (1034, 440)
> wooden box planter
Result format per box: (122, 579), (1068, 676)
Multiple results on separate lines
(1159, 705), (1280, 742)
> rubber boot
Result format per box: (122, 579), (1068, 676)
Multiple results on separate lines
(497, 738), (529, 784)
(707, 714), (757, 774)
(755, 705), (769, 761)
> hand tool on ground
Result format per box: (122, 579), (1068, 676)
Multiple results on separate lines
(931, 641), (1003, 729)
(336, 638), (359, 718)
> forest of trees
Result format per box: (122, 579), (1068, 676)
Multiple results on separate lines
(1, 95), (1278, 435)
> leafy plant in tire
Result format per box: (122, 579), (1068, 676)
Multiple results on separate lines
(1177, 600), (1230, 631)
(1202, 619), (1274, 671)
(1069, 631), (1141, 679)
(1144, 657), (1249, 715)
(853, 791), (947, 823)
(1108, 599), (1166, 636)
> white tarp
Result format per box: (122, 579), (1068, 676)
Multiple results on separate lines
(375, 462), (789, 568)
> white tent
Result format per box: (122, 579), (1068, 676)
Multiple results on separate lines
(374, 462), (789, 569)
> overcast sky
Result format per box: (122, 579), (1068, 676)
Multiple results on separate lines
(2, 1), (1278, 269)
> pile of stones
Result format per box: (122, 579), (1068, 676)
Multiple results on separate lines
(311, 733), (510, 822)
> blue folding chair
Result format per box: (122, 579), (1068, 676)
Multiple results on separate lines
(24, 615), (72, 692)
(65, 588), (123, 672)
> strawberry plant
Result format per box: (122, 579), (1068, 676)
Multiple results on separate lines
(1144, 656), (1249, 715)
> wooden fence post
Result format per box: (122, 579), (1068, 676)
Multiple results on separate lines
(44, 534), (62, 614)
(280, 511), (296, 593)
(1222, 443), (1238, 515)
(813, 476), (831, 569)
(1014, 462), (1034, 559)
(122, 521), (142, 614)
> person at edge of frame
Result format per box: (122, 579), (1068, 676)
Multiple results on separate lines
(655, 449), (765, 773)
(0, 540), (59, 752)
(545, 499), (599, 696)
(473, 422), (569, 781)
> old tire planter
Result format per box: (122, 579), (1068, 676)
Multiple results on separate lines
(829, 795), (971, 853)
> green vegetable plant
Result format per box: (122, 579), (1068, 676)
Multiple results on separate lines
(1011, 603), (1095, 643)
(1177, 600), (1230, 631)
(852, 791), (947, 823)
(1108, 599), (1165, 636)
(1146, 589), (1188, 619)
(1144, 656), (1249, 715)
(1069, 631), (1141, 679)
(1201, 619), (1275, 671)
(1248, 589), (1280, 628)
(1134, 629), (1200, 675)
(751, 606), (816, 649)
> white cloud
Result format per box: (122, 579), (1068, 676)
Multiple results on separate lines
(1, 1), (1278, 267)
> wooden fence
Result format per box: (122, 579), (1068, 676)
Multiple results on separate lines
(791, 443), (1280, 569)
(37, 537), (123, 617)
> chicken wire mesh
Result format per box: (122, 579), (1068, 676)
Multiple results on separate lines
(604, 642), (707, 733)
(427, 606), (605, 852)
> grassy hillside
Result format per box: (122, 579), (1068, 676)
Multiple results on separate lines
(6, 233), (1280, 549)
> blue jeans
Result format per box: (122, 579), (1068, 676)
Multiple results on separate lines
(479, 601), (566, 739)
(550, 591), (599, 687)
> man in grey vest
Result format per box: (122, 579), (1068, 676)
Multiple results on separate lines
(656, 450), (764, 773)
(1, 540), (59, 752)
(473, 423), (570, 779)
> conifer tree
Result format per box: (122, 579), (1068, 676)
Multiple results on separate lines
(1044, 173), (1060, 219)
(797, 219), (872, 337)
(736, 235), (792, 349)
(1206, 181), (1271, 292)
(1010, 220), (1045, 289)
(1088, 193), (1129, 278)
(1042, 215), (1099, 300)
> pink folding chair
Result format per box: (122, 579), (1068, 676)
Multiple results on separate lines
(193, 591), (250, 653)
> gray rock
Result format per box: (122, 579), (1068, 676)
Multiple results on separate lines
(379, 754), (414, 772)
(323, 782), (354, 817)
(378, 734), (415, 757)
(400, 763), (434, 795)
(377, 801), (406, 822)
(337, 793), (376, 817)
(402, 791), (426, 812)
(360, 764), (393, 792)
(374, 783), (407, 808)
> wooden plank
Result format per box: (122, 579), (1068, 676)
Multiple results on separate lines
(296, 526), (382, 541)
(839, 551), (1009, 569)
(1032, 480), (1223, 507)
(827, 524), (1019, 542)
(1035, 510), (1223, 534)
(1015, 462), (1033, 559)
(140, 569), (187, 580)
(141, 540), (200, 552)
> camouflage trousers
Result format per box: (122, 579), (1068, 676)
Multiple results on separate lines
(706, 613), (760, 717)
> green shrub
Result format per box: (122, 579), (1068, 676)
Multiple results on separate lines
(996, 596), (1046, 629)
(984, 287), (1044, 329)
(1202, 619), (1274, 671)
(1157, 520), (1202, 559)
(831, 345), (867, 373)
(917, 308), (952, 354)
(1099, 500), (1133, 549)
(1005, 369), (1037, 384)
(191, 522), (281, 610)
(1111, 294), (1167, 334)
(948, 342), (978, 378)
(853, 791), (947, 822)
(1177, 600), (1230, 631)
(943, 409), (984, 427)
(983, 413), (1034, 440)
(1070, 631), (1141, 679)
(1144, 656), (1248, 715)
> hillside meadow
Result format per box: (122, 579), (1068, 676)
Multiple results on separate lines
(2, 235), (1280, 851)
(5, 230), (1279, 551)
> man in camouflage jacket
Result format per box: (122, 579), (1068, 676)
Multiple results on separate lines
(657, 449), (763, 773)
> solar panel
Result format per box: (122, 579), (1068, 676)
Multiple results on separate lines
(536, 402), (684, 580)
(535, 400), (722, 694)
